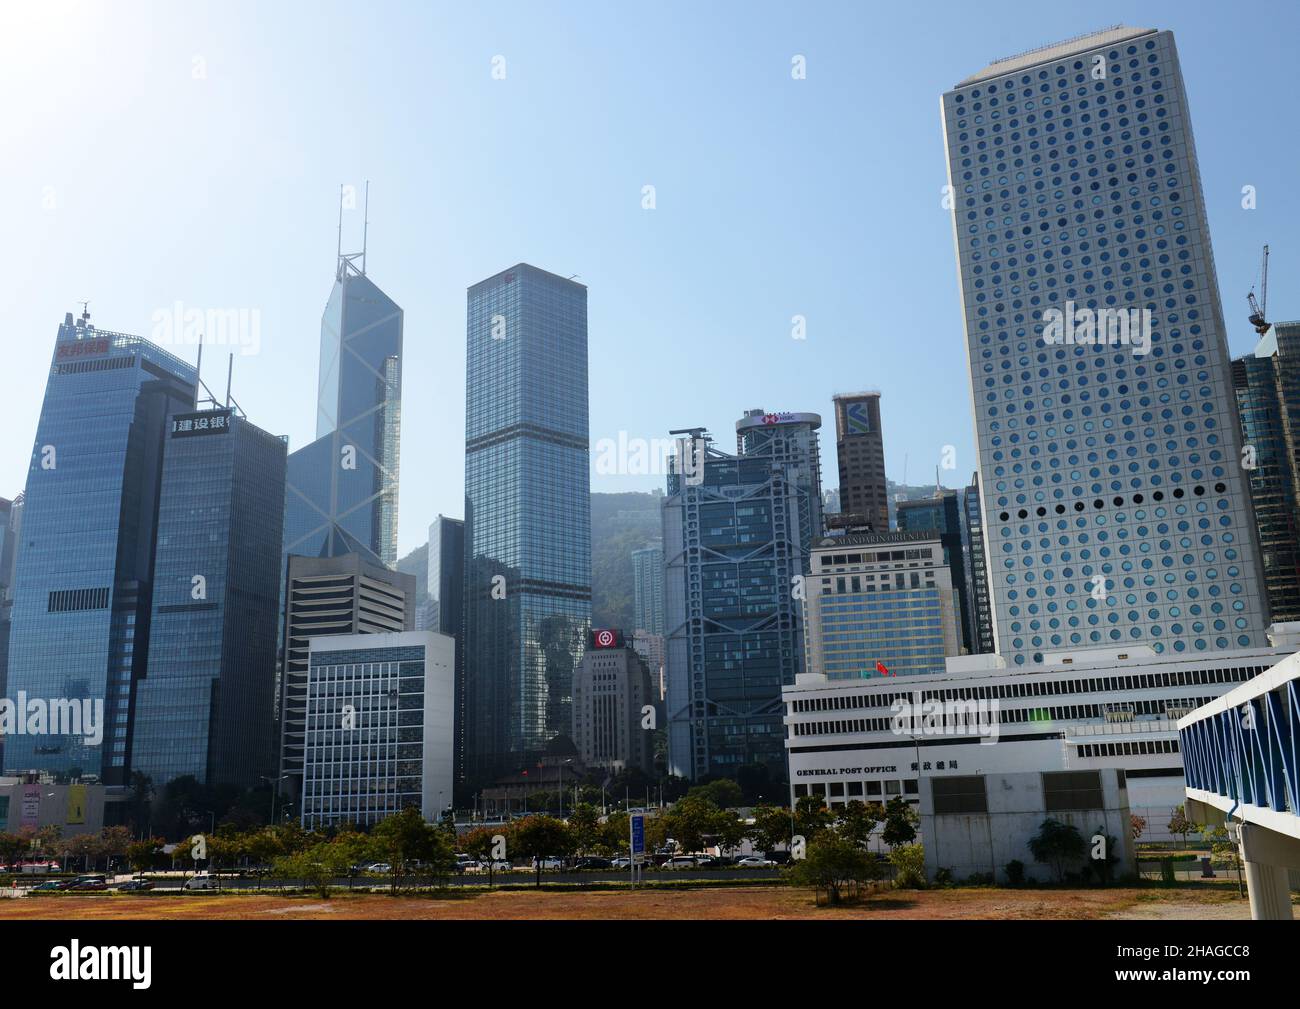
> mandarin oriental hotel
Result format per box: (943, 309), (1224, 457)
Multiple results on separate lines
(300, 631), (454, 829)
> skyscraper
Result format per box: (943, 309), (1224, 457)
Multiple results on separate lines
(663, 409), (822, 782)
(5, 310), (196, 781)
(963, 472), (996, 653)
(283, 238), (402, 568)
(0, 493), (22, 771)
(427, 515), (465, 783)
(897, 489), (971, 653)
(132, 407), (287, 790)
(462, 264), (591, 785)
(277, 553), (414, 802)
(942, 25), (1269, 666)
(1232, 323), (1300, 622)
(631, 544), (665, 636)
(830, 392), (888, 531)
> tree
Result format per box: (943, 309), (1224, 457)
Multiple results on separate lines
(747, 804), (793, 856)
(510, 815), (574, 886)
(793, 795), (833, 841)
(567, 803), (602, 854)
(787, 829), (881, 905)
(1130, 814), (1147, 841)
(889, 843), (926, 888)
(274, 838), (354, 898)
(369, 807), (455, 890)
(688, 779), (743, 810)
(1167, 805), (1196, 848)
(126, 837), (167, 873)
(1027, 819), (1086, 882)
(837, 801), (884, 849)
(462, 826), (505, 885)
(660, 796), (721, 853)
(0, 832), (28, 874)
(880, 797), (918, 849)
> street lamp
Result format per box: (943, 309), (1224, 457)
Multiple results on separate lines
(260, 774), (289, 826)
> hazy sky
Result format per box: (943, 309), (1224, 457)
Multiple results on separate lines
(2, 0), (1295, 556)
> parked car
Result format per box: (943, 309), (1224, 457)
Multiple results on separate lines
(663, 855), (699, 870)
(68, 875), (108, 891)
(574, 856), (614, 870)
(610, 857), (633, 870)
(117, 878), (153, 891)
(365, 863), (393, 874)
(737, 855), (776, 868)
(182, 874), (219, 891)
(531, 857), (565, 870)
(455, 859), (481, 873)
(467, 859), (511, 873)
(30, 879), (72, 892)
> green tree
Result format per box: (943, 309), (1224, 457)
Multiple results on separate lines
(567, 803), (602, 854)
(126, 837), (167, 873)
(510, 815), (575, 886)
(0, 832), (29, 874)
(889, 843), (927, 888)
(837, 800), (884, 849)
(1027, 819), (1086, 882)
(600, 811), (631, 855)
(369, 807), (455, 890)
(688, 779), (743, 810)
(787, 829), (881, 905)
(881, 797), (918, 849)
(1167, 805), (1197, 848)
(274, 838), (354, 898)
(661, 795), (722, 854)
(793, 795), (833, 841)
(747, 804), (793, 856)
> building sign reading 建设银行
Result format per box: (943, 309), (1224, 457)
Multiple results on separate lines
(171, 410), (232, 438)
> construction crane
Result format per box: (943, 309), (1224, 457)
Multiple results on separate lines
(1248, 244), (1270, 336)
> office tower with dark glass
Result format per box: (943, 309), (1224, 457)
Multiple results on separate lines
(963, 472), (996, 653)
(663, 410), (823, 782)
(4, 310), (196, 781)
(278, 554), (414, 802)
(463, 265), (591, 785)
(830, 392), (888, 531)
(395, 541), (430, 630)
(942, 26), (1269, 667)
(132, 408), (287, 790)
(631, 544), (665, 636)
(284, 237), (402, 568)
(1232, 323), (1300, 622)
(897, 489), (971, 653)
(0, 493), (22, 769)
(427, 515), (465, 783)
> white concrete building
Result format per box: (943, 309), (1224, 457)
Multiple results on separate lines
(783, 633), (1300, 839)
(300, 630), (454, 829)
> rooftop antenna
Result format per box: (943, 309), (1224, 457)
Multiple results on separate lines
(193, 333), (224, 409)
(362, 180), (369, 275)
(336, 184), (344, 280)
(77, 300), (91, 326)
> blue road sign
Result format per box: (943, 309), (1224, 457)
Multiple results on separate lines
(630, 813), (645, 856)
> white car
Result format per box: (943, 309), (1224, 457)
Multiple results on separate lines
(663, 856), (699, 869)
(182, 874), (219, 891)
(366, 862), (393, 874)
(531, 857), (564, 870)
(610, 857), (633, 870)
(737, 855), (776, 868)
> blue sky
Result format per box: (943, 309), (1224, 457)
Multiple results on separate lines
(2, 0), (1296, 556)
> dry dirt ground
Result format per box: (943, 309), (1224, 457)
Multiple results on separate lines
(0, 885), (1260, 920)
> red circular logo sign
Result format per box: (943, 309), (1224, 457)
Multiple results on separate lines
(595, 630), (616, 648)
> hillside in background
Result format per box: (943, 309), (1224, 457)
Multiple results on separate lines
(591, 491), (662, 630)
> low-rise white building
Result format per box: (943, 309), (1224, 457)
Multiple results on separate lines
(783, 633), (1300, 840)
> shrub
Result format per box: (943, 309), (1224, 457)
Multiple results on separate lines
(933, 866), (954, 886)
(889, 843), (926, 889)
(1004, 859), (1025, 885)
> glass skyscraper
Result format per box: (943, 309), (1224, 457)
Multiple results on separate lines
(1232, 323), (1300, 622)
(284, 253), (402, 568)
(663, 410), (823, 782)
(132, 408), (287, 790)
(897, 490), (971, 653)
(463, 264), (590, 785)
(4, 310), (196, 781)
(942, 26), (1269, 667)
(631, 544), (665, 636)
(427, 515), (466, 784)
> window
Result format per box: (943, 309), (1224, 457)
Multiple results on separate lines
(931, 775), (988, 814)
(1043, 770), (1104, 812)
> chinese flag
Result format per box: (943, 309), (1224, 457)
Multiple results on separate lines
(876, 661), (892, 677)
